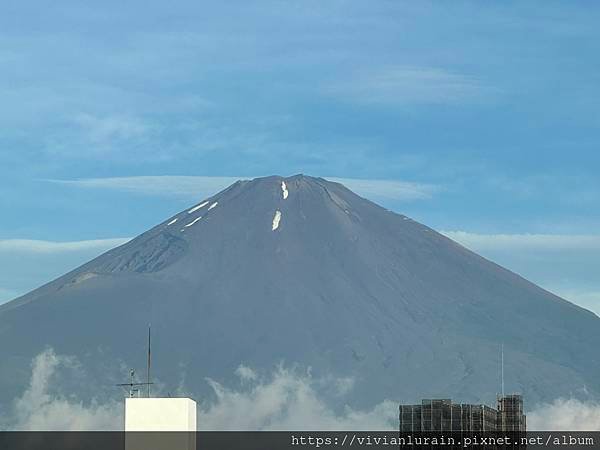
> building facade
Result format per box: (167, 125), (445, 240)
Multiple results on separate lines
(497, 394), (526, 432)
(399, 395), (526, 432)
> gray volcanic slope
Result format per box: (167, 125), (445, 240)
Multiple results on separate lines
(1, 175), (599, 411)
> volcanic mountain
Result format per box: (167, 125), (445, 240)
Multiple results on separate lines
(1, 175), (599, 411)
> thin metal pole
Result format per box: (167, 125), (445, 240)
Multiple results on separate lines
(501, 343), (505, 397)
(147, 324), (151, 398)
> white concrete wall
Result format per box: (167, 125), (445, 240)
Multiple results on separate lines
(125, 398), (197, 431)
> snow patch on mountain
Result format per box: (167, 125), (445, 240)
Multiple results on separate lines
(281, 181), (289, 200)
(272, 211), (282, 231)
(185, 217), (202, 228)
(188, 201), (209, 214)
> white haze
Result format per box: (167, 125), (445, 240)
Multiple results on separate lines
(3, 349), (599, 431)
(528, 399), (600, 430)
(7, 349), (121, 430)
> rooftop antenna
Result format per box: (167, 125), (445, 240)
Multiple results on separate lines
(115, 326), (154, 398)
(501, 343), (505, 398)
(116, 368), (153, 398)
(147, 324), (151, 398)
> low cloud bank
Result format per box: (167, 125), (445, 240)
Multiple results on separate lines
(197, 365), (396, 430)
(528, 399), (600, 431)
(3, 350), (396, 431)
(3, 350), (600, 431)
(7, 348), (121, 430)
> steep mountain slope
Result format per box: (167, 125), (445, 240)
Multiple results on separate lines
(1, 175), (599, 411)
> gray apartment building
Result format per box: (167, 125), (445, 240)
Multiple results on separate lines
(399, 395), (526, 432)
(497, 394), (527, 432)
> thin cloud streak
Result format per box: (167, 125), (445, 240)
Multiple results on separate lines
(551, 289), (600, 318)
(47, 176), (244, 198)
(443, 231), (600, 252)
(326, 66), (497, 106)
(442, 230), (600, 316)
(330, 177), (438, 201)
(0, 238), (131, 254)
(73, 113), (150, 144)
(47, 176), (439, 202)
(0, 287), (18, 303)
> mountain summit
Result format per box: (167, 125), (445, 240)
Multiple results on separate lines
(1, 175), (599, 408)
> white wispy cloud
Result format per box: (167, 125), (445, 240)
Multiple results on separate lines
(47, 176), (243, 198)
(326, 66), (496, 105)
(9, 349), (121, 431)
(235, 365), (258, 382)
(550, 289), (600, 318)
(443, 231), (600, 252)
(47, 175), (438, 201)
(528, 399), (600, 431)
(5, 350), (397, 431)
(330, 177), (438, 201)
(6, 350), (600, 431)
(73, 113), (150, 144)
(0, 238), (132, 306)
(441, 230), (600, 315)
(199, 366), (397, 431)
(0, 287), (19, 303)
(0, 238), (131, 254)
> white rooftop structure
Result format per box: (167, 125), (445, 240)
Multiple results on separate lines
(125, 397), (197, 431)
(124, 397), (197, 450)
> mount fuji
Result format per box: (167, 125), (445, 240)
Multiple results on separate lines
(1, 175), (599, 411)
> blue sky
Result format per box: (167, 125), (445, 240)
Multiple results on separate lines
(1, 1), (600, 312)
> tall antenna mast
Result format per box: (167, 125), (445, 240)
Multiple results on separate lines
(147, 324), (152, 398)
(116, 327), (155, 398)
(501, 343), (505, 397)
